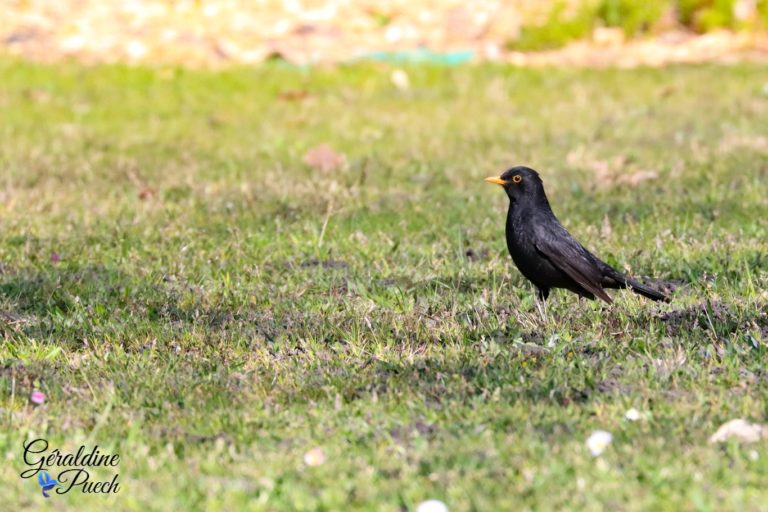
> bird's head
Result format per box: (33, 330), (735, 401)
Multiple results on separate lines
(484, 166), (547, 204)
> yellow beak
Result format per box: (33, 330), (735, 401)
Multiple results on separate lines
(484, 176), (507, 186)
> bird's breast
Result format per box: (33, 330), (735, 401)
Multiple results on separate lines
(505, 206), (568, 286)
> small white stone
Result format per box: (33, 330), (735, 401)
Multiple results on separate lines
(416, 500), (449, 512)
(303, 447), (325, 466)
(391, 69), (410, 90)
(586, 430), (613, 457)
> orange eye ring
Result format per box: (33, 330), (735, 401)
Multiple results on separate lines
(512, 175), (522, 183)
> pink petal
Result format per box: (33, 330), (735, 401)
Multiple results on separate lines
(30, 391), (46, 405)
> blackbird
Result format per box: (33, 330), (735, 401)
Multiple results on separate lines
(485, 166), (668, 304)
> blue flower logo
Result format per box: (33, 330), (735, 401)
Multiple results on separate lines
(37, 471), (59, 498)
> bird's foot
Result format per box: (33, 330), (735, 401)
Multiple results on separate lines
(534, 297), (549, 324)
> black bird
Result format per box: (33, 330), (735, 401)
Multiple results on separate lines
(485, 166), (668, 304)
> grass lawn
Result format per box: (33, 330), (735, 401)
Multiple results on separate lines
(1, 59), (767, 511)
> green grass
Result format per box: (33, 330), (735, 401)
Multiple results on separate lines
(1, 59), (767, 511)
(509, 0), (768, 51)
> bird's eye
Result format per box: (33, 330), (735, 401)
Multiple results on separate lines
(512, 175), (522, 183)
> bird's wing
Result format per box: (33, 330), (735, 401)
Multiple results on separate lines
(534, 225), (613, 303)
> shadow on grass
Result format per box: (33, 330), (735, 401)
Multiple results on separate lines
(0, 264), (271, 349)
(641, 300), (768, 340)
(630, 249), (768, 340)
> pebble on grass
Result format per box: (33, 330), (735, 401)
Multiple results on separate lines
(586, 430), (613, 457)
(709, 419), (766, 444)
(303, 447), (325, 467)
(416, 499), (449, 512)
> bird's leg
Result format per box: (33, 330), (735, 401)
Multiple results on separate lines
(535, 287), (550, 324)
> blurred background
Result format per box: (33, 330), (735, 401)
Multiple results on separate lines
(2, 2), (768, 511)
(2, 0), (768, 67)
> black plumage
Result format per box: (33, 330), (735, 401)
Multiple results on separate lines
(485, 166), (668, 304)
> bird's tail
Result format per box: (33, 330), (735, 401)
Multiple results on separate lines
(624, 277), (669, 302)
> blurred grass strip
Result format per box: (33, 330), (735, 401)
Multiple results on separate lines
(510, 0), (768, 51)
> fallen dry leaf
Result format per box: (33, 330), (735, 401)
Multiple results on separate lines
(277, 89), (310, 102)
(709, 419), (767, 444)
(303, 144), (346, 173)
(618, 169), (659, 186)
(138, 187), (156, 200)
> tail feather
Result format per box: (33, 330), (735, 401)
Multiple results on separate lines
(599, 264), (670, 302)
(625, 277), (669, 302)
